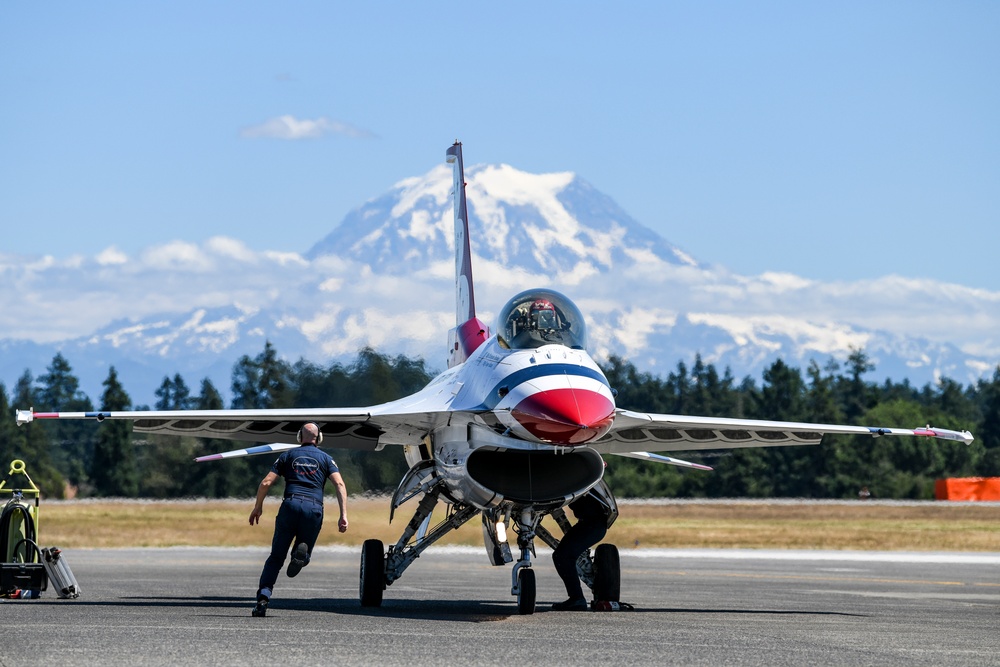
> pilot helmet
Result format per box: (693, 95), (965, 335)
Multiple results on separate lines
(529, 299), (558, 329)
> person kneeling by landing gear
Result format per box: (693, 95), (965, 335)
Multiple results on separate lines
(551, 491), (613, 611)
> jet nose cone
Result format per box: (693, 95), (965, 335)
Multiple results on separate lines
(511, 388), (615, 445)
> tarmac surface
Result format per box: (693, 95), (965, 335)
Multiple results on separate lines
(2, 546), (998, 666)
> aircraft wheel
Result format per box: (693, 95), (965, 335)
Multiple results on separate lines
(360, 539), (385, 607)
(516, 567), (536, 615)
(593, 543), (620, 601)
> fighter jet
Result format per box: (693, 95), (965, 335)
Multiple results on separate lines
(16, 142), (974, 614)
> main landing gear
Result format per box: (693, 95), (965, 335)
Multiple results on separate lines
(359, 538), (385, 608)
(535, 506), (621, 604)
(358, 486), (621, 615)
(358, 485), (480, 609)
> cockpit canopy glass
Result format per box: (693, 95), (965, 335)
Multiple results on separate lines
(496, 288), (588, 350)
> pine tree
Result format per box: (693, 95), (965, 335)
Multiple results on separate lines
(89, 367), (138, 497)
(196, 377), (256, 497)
(8, 372), (66, 497)
(154, 374), (193, 410)
(0, 383), (16, 469)
(976, 367), (1000, 476)
(231, 341), (293, 409)
(36, 353), (94, 486)
(839, 347), (875, 422)
(140, 372), (200, 497)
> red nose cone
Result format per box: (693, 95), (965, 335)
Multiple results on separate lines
(511, 388), (615, 445)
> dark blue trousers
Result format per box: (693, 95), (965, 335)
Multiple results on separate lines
(551, 518), (608, 601)
(257, 497), (324, 598)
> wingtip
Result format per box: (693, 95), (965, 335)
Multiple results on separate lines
(915, 426), (976, 446)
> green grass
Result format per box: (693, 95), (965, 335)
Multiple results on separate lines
(35, 497), (1000, 551)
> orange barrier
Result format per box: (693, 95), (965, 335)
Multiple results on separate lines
(935, 477), (1000, 501)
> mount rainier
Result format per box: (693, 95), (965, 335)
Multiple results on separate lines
(2, 161), (995, 404)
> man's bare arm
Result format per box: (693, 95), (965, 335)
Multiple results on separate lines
(249, 471), (279, 525)
(329, 471), (348, 533)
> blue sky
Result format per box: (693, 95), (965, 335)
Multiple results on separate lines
(2, 2), (998, 289)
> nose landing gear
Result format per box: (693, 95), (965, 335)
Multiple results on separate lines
(510, 507), (541, 615)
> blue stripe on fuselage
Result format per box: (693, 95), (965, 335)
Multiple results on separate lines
(467, 362), (609, 411)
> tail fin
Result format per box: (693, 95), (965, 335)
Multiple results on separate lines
(446, 142), (476, 325)
(446, 142), (489, 367)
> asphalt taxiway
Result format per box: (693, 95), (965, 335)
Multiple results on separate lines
(2, 546), (997, 666)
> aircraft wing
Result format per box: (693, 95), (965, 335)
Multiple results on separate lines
(15, 405), (447, 452)
(590, 409), (974, 455)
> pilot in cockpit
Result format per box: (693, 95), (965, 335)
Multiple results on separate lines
(528, 299), (560, 331)
(498, 288), (588, 351)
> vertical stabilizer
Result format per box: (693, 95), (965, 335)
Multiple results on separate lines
(446, 142), (476, 325)
(445, 142), (489, 367)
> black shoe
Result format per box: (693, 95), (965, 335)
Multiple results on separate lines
(287, 543), (309, 578)
(551, 597), (589, 611)
(251, 596), (269, 617)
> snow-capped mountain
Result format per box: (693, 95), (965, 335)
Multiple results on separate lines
(2, 162), (996, 405)
(307, 163), (698, 276)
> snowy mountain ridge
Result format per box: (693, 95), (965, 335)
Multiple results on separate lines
(1, 161), (995, 404)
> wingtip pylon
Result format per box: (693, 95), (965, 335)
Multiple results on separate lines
(15, 408), (33, 426)
(910, 425), (975, 445)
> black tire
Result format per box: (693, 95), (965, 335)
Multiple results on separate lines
(593, 543), (620, 602)
(360, 539), (385, 607)
(516, 567), (536, 615)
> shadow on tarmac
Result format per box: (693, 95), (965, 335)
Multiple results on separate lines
(57, 595), (516, 622)
(43, 594), (867, 622)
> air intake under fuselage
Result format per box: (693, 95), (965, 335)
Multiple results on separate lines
(465, 446), (605, 505)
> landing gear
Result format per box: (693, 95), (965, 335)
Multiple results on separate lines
(537, 500), (622, 604)
(516, 567), (536, 615)
(593, 543), (620, 601)
(360, 539), (385, 607)
(510, 507), (541, 615)
(360, 478), (481, 608)
(365, 466), (622, 614)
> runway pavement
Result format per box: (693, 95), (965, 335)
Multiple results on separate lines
(2, 546), (997, 666)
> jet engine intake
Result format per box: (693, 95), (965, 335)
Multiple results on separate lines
(466, 446), (605, 505)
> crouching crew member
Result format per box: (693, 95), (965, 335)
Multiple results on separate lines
(249, 422), (348, 617)
(551, 490), (612, 611)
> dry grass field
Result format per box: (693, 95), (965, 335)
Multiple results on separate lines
(34, 496), (1000, 552)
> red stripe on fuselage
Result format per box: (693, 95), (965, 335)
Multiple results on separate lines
(511, 388), (614, 445)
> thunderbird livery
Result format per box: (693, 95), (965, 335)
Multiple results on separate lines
(16, 143), (974, 614)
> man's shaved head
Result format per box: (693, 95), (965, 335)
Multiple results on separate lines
(300, 422), (320, 444)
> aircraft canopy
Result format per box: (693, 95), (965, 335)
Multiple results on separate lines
(496, 288), (588, 350)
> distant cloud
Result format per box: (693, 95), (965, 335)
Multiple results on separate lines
(1, 236), (998, 384)
(240, 115), (376, 140)
(0, 238), (315, 343)
(96, 246), (128, 266)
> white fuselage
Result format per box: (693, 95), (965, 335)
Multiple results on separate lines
(377, 336), (616, 509)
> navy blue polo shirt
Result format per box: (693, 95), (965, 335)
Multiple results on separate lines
(271, 444), (339, 503)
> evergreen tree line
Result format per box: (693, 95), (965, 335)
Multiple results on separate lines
(1, 343), (997, 500)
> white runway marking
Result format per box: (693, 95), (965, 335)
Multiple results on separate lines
(619, 548), (1000, 565)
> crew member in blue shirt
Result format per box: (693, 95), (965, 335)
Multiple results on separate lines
(249, 422), (349, 617)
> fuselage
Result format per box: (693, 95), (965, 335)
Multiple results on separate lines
(376, 335), (616, 509)
(450, 337), (616, 446)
